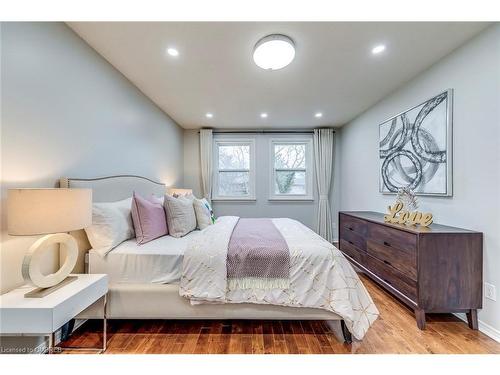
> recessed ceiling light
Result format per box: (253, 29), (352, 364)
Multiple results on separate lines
(205, 113), (213, 118)
(260, 113), (268, 118)
(315, 112), (323, 118)
(167, 48), (179, 57)
(371, 44), (386, 55)
(253, 34), (295, 70)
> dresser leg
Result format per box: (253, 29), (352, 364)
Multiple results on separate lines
(415, 308), (426, 330)
(466, 309), (478, 330)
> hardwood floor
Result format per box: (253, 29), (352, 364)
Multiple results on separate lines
(61, 274), (500, 354)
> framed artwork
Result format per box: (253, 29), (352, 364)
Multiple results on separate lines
(379, 89), (453, 196)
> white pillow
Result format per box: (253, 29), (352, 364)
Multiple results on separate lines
(163, 194), (196, 238)
(193, 197), (214, 230)
(84, 197), (135, 257)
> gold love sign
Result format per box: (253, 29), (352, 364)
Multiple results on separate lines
(384, 202), (433, 227)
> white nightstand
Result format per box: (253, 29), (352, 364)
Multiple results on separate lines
(0, 274), (108, 354)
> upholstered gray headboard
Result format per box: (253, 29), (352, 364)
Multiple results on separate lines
(60, 175), (166, 202)
(59, 175), (167, 272)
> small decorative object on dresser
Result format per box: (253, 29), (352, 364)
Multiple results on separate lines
(384, 187), (433, 227)
(339, 211), (482, 330)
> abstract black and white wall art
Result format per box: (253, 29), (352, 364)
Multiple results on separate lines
(379, 90), (453, 196)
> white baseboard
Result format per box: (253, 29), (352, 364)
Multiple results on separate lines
(454, 313), (500, 343)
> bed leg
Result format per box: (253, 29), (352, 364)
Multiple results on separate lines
(340, 320), (352, 344)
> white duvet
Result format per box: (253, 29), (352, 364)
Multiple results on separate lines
(180, 216), (379, 340)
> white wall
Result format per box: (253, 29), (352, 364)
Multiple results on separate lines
(339, 25), (500, 337)
(184, 130), (341, 235)
(0, 22), (184, 295)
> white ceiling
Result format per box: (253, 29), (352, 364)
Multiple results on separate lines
(67, 22), (489, 129)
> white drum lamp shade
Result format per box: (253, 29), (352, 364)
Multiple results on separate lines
(7, 189), (92, 235)
(7, 189), (92, 294)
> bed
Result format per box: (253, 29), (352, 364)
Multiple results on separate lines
(61, 175), (377, 342)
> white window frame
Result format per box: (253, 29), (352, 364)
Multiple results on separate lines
(212, 138), (256, 201)
(269, 138), (314, 201)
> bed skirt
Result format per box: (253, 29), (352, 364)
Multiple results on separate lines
(77, 283), (343, 320)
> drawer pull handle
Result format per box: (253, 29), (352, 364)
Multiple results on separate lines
(383, 260), (392, 266)
(348, 227), (353, 231)
(383, 241), (391, 247)
(348, 240), (354, 245)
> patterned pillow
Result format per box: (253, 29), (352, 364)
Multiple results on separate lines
(193, 197), (215, 230)
(163, 194), (197, 238)
(131, 192), (168, 245)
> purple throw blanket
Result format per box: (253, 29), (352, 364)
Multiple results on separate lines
(227, 218), (290, 290)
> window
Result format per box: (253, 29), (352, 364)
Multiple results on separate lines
(270, 139), (313, 200)
(213, 139), (256, 200)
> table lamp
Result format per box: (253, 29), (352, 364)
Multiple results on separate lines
(7, 188), (92, 298)
(167, 188), (193, 196)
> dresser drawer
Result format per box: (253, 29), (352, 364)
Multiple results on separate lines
(339, 225), (366, 251)
(366, 239), (417, 280)
(365, 253), (417, 302)
(340, 214), (367, 236)
(368, 222), (417, 253)
(339, 239), (365, 265)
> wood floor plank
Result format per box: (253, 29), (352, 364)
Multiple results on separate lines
(217, 322), (232, 354)
(262, 321), (275, 354)
(289, 321), (310, 354)
(271, 321), (288, 354)
(176, 321), (198, 354)
(60, 275), (500, 354)
(300, 321), (323, 354)
(251, 321), (265, 354)
(228, 321), (243, 353)
(281, 321), (299, 354)
(193, 326), (210, 354)
(206, 321), (222, 354)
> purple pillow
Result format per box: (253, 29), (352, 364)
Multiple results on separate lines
(131, 192), (168, 245)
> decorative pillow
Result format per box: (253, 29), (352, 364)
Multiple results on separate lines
(193, 197), (215, 230)
(131, 192), (168, 245)
(163, 194), (196, 238)
(84, 197), (135, 257)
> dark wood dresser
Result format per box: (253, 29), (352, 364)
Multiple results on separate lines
(338, 211), (483, 330)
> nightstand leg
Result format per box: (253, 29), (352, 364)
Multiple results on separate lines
(466, 309), (478, 330)
(415, 308), (426, 330)
(48, 332), (55, 354)
(102, 294), (107, 352)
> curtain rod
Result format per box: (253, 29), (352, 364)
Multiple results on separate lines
(197, 129), (335, 134)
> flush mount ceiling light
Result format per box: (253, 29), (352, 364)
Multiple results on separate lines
(205, 113), (213, 118)
(314, 112), (323, 118)
(371, 44), (386, 55)
(253, 34), (295, 70)
(260, 113), (268, 118)
(167, 47), (179, 57)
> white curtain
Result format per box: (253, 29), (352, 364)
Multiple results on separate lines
(199, 129), (213, 202)
(313, 128), (335, 242)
